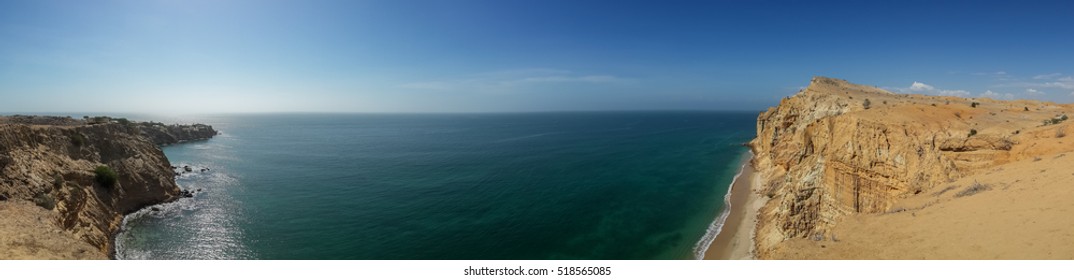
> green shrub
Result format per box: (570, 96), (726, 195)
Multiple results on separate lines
(52, 174), (64, 188)
(94, 165), (118, 188)
(968, 129), (978, 137)
(863, 98), (872, 109)
(70, 133), (86, 147)
(971, 102), (980, 108)
(33, 193), (55, 210)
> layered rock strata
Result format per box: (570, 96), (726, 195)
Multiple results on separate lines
(750, 77), (1073, 258)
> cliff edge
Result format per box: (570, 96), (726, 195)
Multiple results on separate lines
(0, 116), (216, 259)
(750, 77), (1074, 259)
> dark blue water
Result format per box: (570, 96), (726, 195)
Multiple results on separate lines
(115, 112), (755, 259)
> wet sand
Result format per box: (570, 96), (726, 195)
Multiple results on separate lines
(703, 161), (765, 260)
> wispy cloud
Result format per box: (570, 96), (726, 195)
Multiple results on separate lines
(1033, 73), (1063, 80)
(980, 90), (1015, 100)
(996, 75), (1074, 90)
(892, 81), (970, 97)
(973, 71), (1007, 76)
(399, 68), (631, 93)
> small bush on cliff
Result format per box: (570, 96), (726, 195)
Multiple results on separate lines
(70, 133), (86, 147)
(94, 165), (118, 188)
(33, 193), (55, 210)
(863, 99), (872, 109)
(52, 174), (64, 189)
(968, 129), (977, 137)
(971, 102), (980, 108)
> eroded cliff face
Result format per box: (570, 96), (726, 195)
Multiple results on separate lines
(0, 120), (184, 259)
(750, 77), (1072, 258)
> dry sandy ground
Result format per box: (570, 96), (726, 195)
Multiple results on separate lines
(771, 151), (1074, 259)
(0, 201), (106, 260)
(749, 77), (1074, 259)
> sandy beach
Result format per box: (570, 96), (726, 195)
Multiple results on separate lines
(703, 158), (766, 260)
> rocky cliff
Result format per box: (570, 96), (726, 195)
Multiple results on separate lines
(0, 116), (216, 259)
(81, 116), (218, 145)
(750, 77), (1074, 258)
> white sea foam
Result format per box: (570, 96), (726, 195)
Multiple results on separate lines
(692, 151), (752, 260)
(114, 192), (197, 260)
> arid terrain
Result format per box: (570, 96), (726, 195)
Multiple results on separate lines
(748, 77), (1074, 259)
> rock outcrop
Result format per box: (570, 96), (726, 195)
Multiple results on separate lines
(0, 115), (216, 259)
(135, 122), (218, 146)
(80, 116), (218, 145)
(749, 77), (1074, 258)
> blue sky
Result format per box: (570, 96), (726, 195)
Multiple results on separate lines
(1, 0), (1073, 113)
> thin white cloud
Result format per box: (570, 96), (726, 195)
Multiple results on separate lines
(895, 81), (969, 97)
(972, 71), (1008, 76)
(909, 81), (934, 91)
(1041, 82), (1074, 89)
(399, 68), (630, 93)
(1033, 73), (1063, 80)
(980, 90), (1015, 100)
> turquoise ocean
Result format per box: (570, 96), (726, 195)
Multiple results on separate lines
(112, 112), (755, 259)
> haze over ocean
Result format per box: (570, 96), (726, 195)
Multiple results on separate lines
(114, 112), (754, 259)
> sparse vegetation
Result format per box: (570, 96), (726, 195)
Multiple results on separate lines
(52, 174), (64, 189)
(863, 98), (871, 109)
(33, 193), (55, 210)
(1058, 126), (1067, 138)
(1024, 107), (1030, 111)
(971, 102), (980, 108)
(1042, 114), (1068, 126)
(955, 182), (991, 197)
(968, 129), (977, 137)
(94, 165), (118, 188)
(70, 133), (86, 147)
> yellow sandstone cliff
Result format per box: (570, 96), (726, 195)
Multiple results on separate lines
(750, 77), (1074, 259)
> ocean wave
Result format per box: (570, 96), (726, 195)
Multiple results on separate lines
(491, 132), (562, 143)
(692, 151), (752, 260)
(114, 192), (198, 260)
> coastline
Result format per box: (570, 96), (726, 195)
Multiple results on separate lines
(703, 155), (765, 260)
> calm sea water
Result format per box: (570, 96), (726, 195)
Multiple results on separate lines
(114, 112), (755, 260)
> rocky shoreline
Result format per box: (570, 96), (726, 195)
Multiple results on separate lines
(0, 115), (217, 259)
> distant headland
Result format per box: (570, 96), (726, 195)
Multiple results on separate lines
(0, 115), (217, 259)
